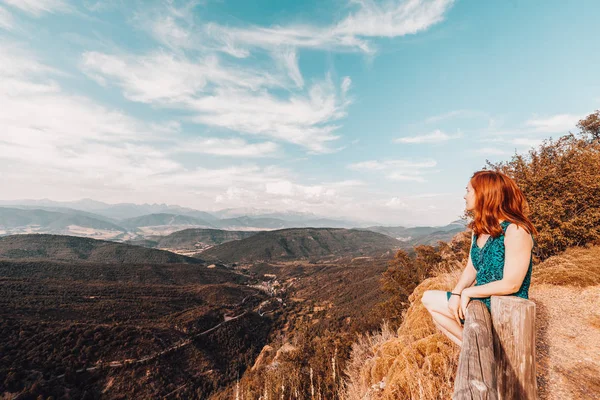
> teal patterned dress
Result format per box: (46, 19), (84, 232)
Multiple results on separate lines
(447, 221), (534, 315)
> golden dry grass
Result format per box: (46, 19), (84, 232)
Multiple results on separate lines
(343, 245), (600, 400)
(343, 270), (461, 400)
(532, 244), (600, 287)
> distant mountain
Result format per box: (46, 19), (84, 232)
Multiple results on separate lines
(212, 216), (290, 230)
(365, 219), (468, 242)
(200, 227), (406, 263)
(0, 198), (467, 238)
(212, 207), (314, 219)
(0, 199), (218, 221)
(120, 213), (215, 230)
(406, 227), (466, 246)
(0, 207), (126, 238)
(0, 234), (203, 264)
(0, 205), (119, 223)
(155, 228), (259, 251)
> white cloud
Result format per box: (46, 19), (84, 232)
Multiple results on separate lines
(485, 113), (582, 137)
(82, 50), (350, 153)
(386, 173), (426, 182)
(199, 0), (454, 56)
(1, 0), (69, 16)
(334, 0), (454, 38)
(385, 197), (408, 209)
(477, 137), (545, 153)
(186, 79), (348, 153)
(0, 5), (13, 29)
(341, 76), (352, 95)
(80, 1), (455, 155)
(172, 137), (280, 158)
(348, 158), (437, 183)
(0, 43), (188, 197)
(394, 129), (462, 144)
(0, 43), (366, 217)
(81, 51), (280, 103)
(475, 147), (510, 156)
(272, 47), (304, 88)
(525, 114), (581, 133)
(424, 109), (487, 124)
(348, 159), (437, 170)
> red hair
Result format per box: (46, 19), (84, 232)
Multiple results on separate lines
(468, 170), (537, 237)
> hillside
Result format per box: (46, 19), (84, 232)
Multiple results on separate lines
(365, 219), (467, 242)
(0, 234), (203, 264)
(200, 227), (406, 263)
(406, 227), (465, 246)
(0, 230), (394, 399)
(342, 244), (600, 400)
(155, 228), (259, 252)
(0, 257), (270, 399)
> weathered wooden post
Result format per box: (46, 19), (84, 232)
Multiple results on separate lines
(453, 300), (498, 400)
(491, 296), (537, 400)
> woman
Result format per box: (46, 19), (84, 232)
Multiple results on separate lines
(421, 170), (537, 346)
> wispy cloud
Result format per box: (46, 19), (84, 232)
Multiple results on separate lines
(348, 158), (437, 182)
(1, 0), (70, 16)
(525, 114), (581, 133)
(424, 109), (487, 124)
(81, 51), (281, 102)
(199, 0), (454, 56)
(82, 50), (351, 153)
(471, 112), (584, 157)
(0, 42), (184, 193)
(478, 137), (545, 152)
(475, 147), (510, 156)
(79, 0), (454, 155)
(334, 0), (454, 38)
(348, 159), (437, 170)
(0, 0), (463, 225)
(0, 41), (371, 218)
(0, 5), (13, 29)
(393, 129), (462, 144)
(272, 47), (304, 88)
(172, 137), (280, 158)
(386, 173), (427, 182)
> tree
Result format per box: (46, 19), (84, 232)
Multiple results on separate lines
(577, 109), (600, 141)
(487, 111), (600, 259)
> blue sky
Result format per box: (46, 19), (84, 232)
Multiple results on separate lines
(1, 0), (599, 226)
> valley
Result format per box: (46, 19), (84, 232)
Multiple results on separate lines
(0, 230), (406, 399)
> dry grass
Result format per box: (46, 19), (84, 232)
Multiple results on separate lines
(531, 283), (600, 399)
(343, 245), (600, 400)
(343, 320), (397, 400)
(532, 244), (600, 287)
(342, 270), (461, 400)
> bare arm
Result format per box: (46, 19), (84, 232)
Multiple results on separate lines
(463, 224), (533, 298)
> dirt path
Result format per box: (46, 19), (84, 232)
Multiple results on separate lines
(532, 284), (600, 399)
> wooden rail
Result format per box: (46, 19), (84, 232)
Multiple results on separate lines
(453, 296), (537, 400)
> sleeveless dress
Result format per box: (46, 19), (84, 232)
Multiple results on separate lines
(446, 221), (534, 320)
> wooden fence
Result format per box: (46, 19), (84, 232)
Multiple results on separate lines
(453, 296), (537, 400)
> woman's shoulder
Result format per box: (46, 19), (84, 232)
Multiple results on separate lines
(503, 222), (535, 247)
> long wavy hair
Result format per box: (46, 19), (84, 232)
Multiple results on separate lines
(468, 170), (537, 237)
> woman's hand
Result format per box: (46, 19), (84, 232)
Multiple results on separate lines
(460, 288), (473, 320)
(447, 293), (462, 325)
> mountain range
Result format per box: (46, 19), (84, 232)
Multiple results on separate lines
(0, 199), (467, 249)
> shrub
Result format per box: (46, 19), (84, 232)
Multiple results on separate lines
(487, 111), (600, 260)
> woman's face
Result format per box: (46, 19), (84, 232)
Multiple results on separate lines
(464, 180), (476, 211)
